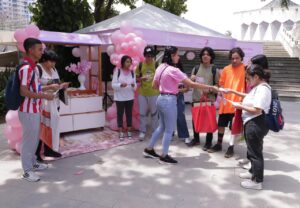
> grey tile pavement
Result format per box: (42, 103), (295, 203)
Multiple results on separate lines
(0, 101), (300, 208)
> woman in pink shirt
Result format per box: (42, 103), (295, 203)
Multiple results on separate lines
(143, 46), (217, 164)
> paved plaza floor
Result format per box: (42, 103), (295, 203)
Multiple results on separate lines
(0, 101), (299, 208)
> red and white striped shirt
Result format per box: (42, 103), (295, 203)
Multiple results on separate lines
(18, 57), (42, 113)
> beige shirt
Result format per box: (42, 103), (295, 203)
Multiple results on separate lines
(192, 64), (219, 102)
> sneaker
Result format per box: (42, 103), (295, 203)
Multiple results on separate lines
(36, 155), (44, 163)
(238, 158), (249, 165)
(242, 162), (251, 170)
(143, 148), (160, 159)
(22, 171), (40, 182)
(240, 180), (262, 190)
(186, 138), (200, 147)
(127, 131), (132, 139)
(224, 146), (234, 158)
(184, 137), (192, 144)
(207, 143), (222, 153)
(159, 155), (178, 164)
(119, 132), (125, 141)
(202, 143), (212, 151)
(33, 162), (48, 171)
(139, 132), (145, 141)
(44, 150), (62, 158)
(239, 171), (252, 179)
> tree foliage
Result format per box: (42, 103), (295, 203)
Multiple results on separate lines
(30, 0), (94, 32)
(143, 0), (187, 16)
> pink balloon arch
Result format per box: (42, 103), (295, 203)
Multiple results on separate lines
(106, 22), (147, 130)
(3, 110), (23, 154)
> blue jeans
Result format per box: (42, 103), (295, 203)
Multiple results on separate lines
(177, 93), (190, 138)
(148, 94), (177, 155)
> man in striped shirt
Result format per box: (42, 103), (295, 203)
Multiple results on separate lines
(18, 38), (54, 182)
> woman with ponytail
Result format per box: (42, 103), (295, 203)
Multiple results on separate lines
(224, 64), (272, 190)
(143, 46), (217, 164)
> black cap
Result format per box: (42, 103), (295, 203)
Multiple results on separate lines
(143, 46), (155, 56)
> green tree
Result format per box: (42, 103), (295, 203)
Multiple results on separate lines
(94, 0), (137, 23)
(30, 0), (94, 87)
(93, 0), (188, 23)
(30, 0), (94, 32)
(143, 0), (187, 16)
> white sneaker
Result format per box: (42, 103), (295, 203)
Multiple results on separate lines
(139, 132), (145, 141)
(239, 171), (252, 179)
(127, 131), (132, 140)
(184, 137), (192, 144)
(22, 171), (40, 182)
(33, 162), (48, 171)
(242, 162), (251, 170)
(119, 132), (124, 141)
(238, 158), (249, 165)
(241, 180), (262, 190)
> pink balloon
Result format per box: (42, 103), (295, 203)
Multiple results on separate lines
(107, 45), (115, 56)
(124, 33), (136, 42)
(15, 142), (21, 154)
(17, 42), (25, 52)
(72, 48), (80, 57)
(111, 30), (121, 45)
(107, 106), (117, 121)
(3, 125), (22, 142)
(25, 24), (40, 38)
(5, 110), (21, 127)
(116, 33), (126, 44)
(121, 42), (129, 51)
(120, 21), (133, 34)
(115, 45), (122, 53)
(14, 29), (27, 42)
(108, 118), (118, 131)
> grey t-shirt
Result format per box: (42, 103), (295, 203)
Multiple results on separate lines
(191, 64), (219, 102)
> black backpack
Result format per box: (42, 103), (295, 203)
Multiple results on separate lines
(193, 65), (218, 85)
(5, 62), (35, 110)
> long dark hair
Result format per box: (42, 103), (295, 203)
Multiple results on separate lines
(162, 46), (178, 66)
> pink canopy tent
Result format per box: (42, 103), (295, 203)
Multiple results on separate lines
(77, 3), (263, 57)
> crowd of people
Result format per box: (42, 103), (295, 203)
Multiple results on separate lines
(17, 37), (272, 190)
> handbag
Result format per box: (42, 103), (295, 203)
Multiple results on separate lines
(192, 100), (218, 133)
(231, 109), (243, 134)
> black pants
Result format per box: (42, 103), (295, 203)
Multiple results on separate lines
(244, 114), (269, 183)
(192, 103), (213, 144)
(116, 100), (134, 128)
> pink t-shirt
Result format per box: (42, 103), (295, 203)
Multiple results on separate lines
(154, 63), (187, 94)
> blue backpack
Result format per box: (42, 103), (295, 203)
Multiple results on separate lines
(5, 62), (35, 110)
(265, 89), (284, 132)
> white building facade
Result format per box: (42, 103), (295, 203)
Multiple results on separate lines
(233, 0), (300, 58)
(0, 0), (35, 30)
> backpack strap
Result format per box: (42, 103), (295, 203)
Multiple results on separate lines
(212, 65), (217, 86)
(36, 64), (43, 78)
(117, 68), (134, 79)
(138, 63), (143, 78)
(193, 65), (200, 76)
(131, 70), (134, 78)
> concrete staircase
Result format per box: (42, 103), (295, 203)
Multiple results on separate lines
(263, 41), (290, 57)
(181, 50), (300, 101)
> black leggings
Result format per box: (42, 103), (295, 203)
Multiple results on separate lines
(244, 114), (269, 183)
(116, 100), (134, 128)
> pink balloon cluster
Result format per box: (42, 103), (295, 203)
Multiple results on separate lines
(65, 60), (92, 75)
(14, 24), (41, 52)
(108, 21), (147, 71)
(107, 91), (140, 131)
(3, 111), (23, 154)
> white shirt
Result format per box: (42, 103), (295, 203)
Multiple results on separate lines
(38, 64), (60, 107)
(112, 69), (137, 101)
(242, 83), (272, 124)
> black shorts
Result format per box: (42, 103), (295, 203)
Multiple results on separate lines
(218, 113), (235, 128)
